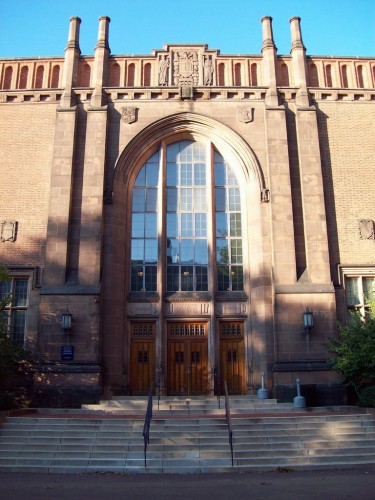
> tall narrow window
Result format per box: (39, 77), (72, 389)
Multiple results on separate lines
(215, 152), (244, 291)
(280, 64), (289, 86)
(131, 152), (160, 291)
(109, 63), (120, 87)
(79, 63), (91, 87)
(166, 141), (208, 292)
(129, 141), (244, 294)
(0, 278), (29, 346)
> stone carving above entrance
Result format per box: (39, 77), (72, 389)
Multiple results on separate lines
(121, 106), (137, 124)
(155, 45), (218, 87)
(164, 301), (210, 316)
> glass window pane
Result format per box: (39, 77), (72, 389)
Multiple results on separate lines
(231, 240), (243, 263)
(167, 188), (178, 212)
(195, 240), (208, 264)
(132, 213), (144, 238)
(166, 239), (179, 264)
(181, 266), (194, 291)
(132, 188), (145, 212)
(181, 163), (193, 186)
(196, 266), (208, 291)
(146, 188), (157, 211)
(167, 213), (178, 238)
(194, 164), (206, 186)
(181, 188), (192, 211)
(131, 240), (144, 264)
(167, 266), (179, 291)
(217, 240), (229, 264)
(215, 188), (226, 211)
(145, 213), (157, 238)
(214, 162), (225, 186)
(195, 213), (207, 237)
(346, 278), (359, 305)
(167, 142), (179, 162)
(194, 188), (207, 211)
(181, 213), (193, 237)
(146, 163), (159, 186)
(0, 281), (11, 300)
(227, 168), (238, 186)
(131, 266), (144, 291)
(217, 266), (230, 291)
(145, 240), (158, 263)
(230, 213), (242, 237)
(167, 163), (178, 186)
(364, 278), (375, 302)
(14, 280), (28, 307)
(145, 266), (157, 291)
(180, 240), (194, 264)
(228, 188), (241, 211)
(216, 213), (228, 237)
(11, 310), (26, 346)
(232, 266), (244, 291)
(134, 165), (146, 186)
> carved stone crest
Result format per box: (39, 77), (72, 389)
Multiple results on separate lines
(358, 219), (375, 240)
(237, 106), (254, 123)
(1, 221), (18, 242)
(121, 106), (137, 124)
(173, 51), (199, 86)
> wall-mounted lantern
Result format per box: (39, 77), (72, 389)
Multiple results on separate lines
(303, 307), (314, 333)
(61, 309), (72, 333)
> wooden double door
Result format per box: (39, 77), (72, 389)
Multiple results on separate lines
(167, 322), (208, 395)
(130, 322), (156, 395)
(219, 322), (246, 395)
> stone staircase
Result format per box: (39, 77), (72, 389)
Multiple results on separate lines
(0, 396), (375, 473)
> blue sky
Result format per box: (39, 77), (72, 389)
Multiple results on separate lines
(0, 0), (374, 58)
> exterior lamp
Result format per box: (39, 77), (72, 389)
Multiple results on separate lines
(303, 307), (314, 333)
(61, 309), (72, 333)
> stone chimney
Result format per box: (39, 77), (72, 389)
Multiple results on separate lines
(261, 16), (279, 107)
(60, 16), (81, 108)
(91, 16), (111, 108)
(290, 17), (310, 107)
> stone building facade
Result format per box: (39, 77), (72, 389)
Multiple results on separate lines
(0, 16), (374, 406)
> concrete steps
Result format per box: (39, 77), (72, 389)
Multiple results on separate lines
(1, 397), (375, 473)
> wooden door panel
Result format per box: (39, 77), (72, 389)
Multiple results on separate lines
(130, 340), (155, 395)
(167, 341), (186, 395)
(220, 338), (245, 395)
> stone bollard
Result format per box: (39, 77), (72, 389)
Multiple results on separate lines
(257, 372), (269, 399)
(293, 378), (306, 408)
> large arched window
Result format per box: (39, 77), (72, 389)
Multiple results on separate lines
(130, 140), (244, 293)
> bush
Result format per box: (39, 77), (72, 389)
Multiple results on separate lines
(358, 385), (375, 408)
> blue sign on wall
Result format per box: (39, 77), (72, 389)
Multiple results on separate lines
(61, 345), (74, 361)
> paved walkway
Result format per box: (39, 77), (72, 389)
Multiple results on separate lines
(1, 468), (375, 500)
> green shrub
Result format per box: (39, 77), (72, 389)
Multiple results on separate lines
(358, 385), (375, 407)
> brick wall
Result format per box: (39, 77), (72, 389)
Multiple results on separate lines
(317, 101), (375, 282)
(0, 104), (56, 267)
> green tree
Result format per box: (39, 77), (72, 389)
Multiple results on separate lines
(0, 264), (32, 409)
(328, 298), (375, 398)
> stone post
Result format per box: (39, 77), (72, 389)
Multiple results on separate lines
(290, 17), (310, 108)
(261, 16), (279, 107)
(91, 16), (111, 108)
(60, 16), (81, 109)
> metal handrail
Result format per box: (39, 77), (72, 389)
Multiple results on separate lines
(142, 382), (154, 467)
(224, 381), (234, 466)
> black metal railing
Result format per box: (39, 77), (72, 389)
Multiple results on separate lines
(142, 381), (154, 467)
(224, 381), (234, 466)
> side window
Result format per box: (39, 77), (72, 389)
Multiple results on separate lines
(0, 278), (29, 346)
